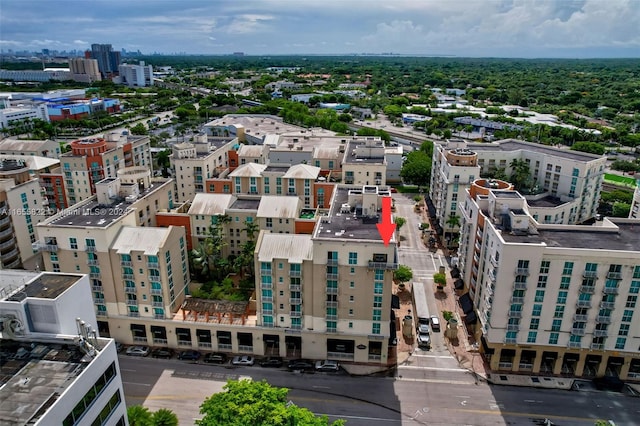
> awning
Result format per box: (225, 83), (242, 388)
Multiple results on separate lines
(450, 267), (460, 279)
(464, 311), (477, 324)
(459, 293), (473, 314)
(454, 278), (465, 290)
(391, 294), (400, 309)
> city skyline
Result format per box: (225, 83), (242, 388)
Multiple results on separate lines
(1, 0), (639, 58)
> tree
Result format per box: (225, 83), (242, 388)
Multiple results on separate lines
(127, 405), (152, 426)
(445, 215), (461, 230)
(394, 216), (406, 233)
(130, 122), (149, 135)
(400, 150), (431, 190)
(196, 379), (345, 426)
(151, 409), (178, 426)
(509, 159), (532, 192)
(394, 265), (413, 283)
(571, 142), (605, 155)
(433, 272), (447, 287)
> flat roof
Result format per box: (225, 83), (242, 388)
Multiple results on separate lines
(112, 227), (172, 255)
(258, 233), (313, 263)
(6, 273), (80, 301)
(314, 186), (393, 242)
(0, 338), (108, 425)
(45, 179), (170, 228)
(468, 139), (603, 163)
(526, 195), (565, 208)
(257, 196), (300, 219)
(230, 198), (261, 210)
(501, 220), (640, 251)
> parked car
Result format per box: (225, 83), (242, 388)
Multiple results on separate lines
(151, 347), (173, 359)
(287, 359), (315, 371)
(417, 333), (431, 349)
(417, 323), (430, 335)
(315, 360), (340, 372)
(115, 342), (124, 353)
(259, 356), (283, 368)
(203, 352), (228, 364)
(231, 355), (255, 366)
(125, 346), (150, 357)
(178, 350), (201, 361)
(430, 315), (441, 332)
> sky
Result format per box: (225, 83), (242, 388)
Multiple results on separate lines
(1, 0), (639, 58)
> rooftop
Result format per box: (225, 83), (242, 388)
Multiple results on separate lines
(44, 179), (170, 228)
(230, 198), (261, 210)
(468, 139), (603, 163)
(257, 196), (300, 219)
(526, 195), (566, 208)
(0, 138), (54, 151)
(112, 227), (173, 255)
(258, 233), (314, 263)
(5, 273), (80, 302)
(501, 219), (640, 251)
(189, 193), (235, 216)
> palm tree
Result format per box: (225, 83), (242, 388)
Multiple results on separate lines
(127, 405), (152, 426)
(445, 215), (461, 248)
(151, 408), (178, 426)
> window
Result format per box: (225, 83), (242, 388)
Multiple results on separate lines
(554, 305), (564, 318)
(615, 337), (626, 350)
(535, 290), (545, 302)
(539, 261), (550, 274)
(557, 291), (568, 304)
(372, 323), (381, 335)
(622, 310), (633, 322)
(372, 309), (382, 321)
(348, 252), (358, 265)
(373, 296), (382, 308)
(626, 296), (637, 308)
(619, 324), (630, 336)
(551, 319), (562, 332)
(537, 276), (548, 288)
(532, 304), (542, 316)
(374, 282), (383, 295)
(560, 276), (571, 289)
(630, 281), (640, 294)
(549, 332), (559, 345)
(527, 331), (537, 343)
(70, 237), (78, 250)
(529, 318), (539, 330)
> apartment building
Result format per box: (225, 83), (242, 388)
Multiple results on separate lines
(253, 185), (398, 363)
(204, 114), (303, 144)
(457, 178), (640, 381)
(0, 271), (127, 426)
(430, 139), (607, 238)
(118, 61), (153, 88)
(69, 57), (102, 83)
(61, 132), (151, 205)
(342, 138), (387, 187)
(169, 135), (235, 203)
(0, 158), (49, 269)
(0, 137), (61, 158)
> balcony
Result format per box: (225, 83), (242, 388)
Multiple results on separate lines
(128, 312), (140, 318)
(86, 246), (97, 252)
(513, 282), (527, 291)
(89, 272), (101, 279)
(579, 285), (595, 294)
(154, 314), (165, 320)
(590, 343), (604, 351)
(150, 288), (162, 295)
(262, 296), (273, 303)
(510, 296), (524, 304)
(152, 302), (163, 307)
(490, 255), (499, 267)
(92, 285), (103, 292)
(515, 268), (529, 276)
(603, 286), (619, 295)
(582, 271), (598, 278)
(122, 273), (135, 280)
(87, 259), (99, 266)
(198, 342), (212, 349)
(147, 262), (160, 269)
(0, 227), (14, 239)
(148, 276), (161, 284)
(567, 341), (582, 349)
(289, 284), (301, 292)
(94, 298), (105, 304)
(571, 328), (586, 336)
(488, 269), (497, 283)
(498, 361), (513, 369)
(593, 329), (608, 337)
(326, 327), (338, 334)
(290, 324), (303, 330)
(596, 316), (612, 324)
(326, 287), (338, 295)
(600, 301), (615, 309)
(573, 314), (588, 322)
(121, 260), (132, 267)
(260, 282), (272, 289)
(368, 261), (399, 270)
(607, 272), (622, 280)
(290, 298), (302, 305)
(96, 311), (108, 317)
(326, 300), (338, 308)
(507, 324), (520, 332)
(154, 338), (168, 345)
(260, 269), (272, 277)
(238, 345), (253, 353)
(0, 240), (16, 251)
(576, 300), (592, 308)
(289, 270), (301, 277)
(262, 309), (273, 315)
(327, 258), (338, 266)
(2, 248), (19, 261)
(507, 310), (522, 318)
(327, 351), (354, 360)
(126, 300), (138, 306)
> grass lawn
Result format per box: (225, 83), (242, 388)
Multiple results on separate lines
(604, 173), (637, 188)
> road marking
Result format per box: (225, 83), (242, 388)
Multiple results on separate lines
(320, 413), (400, 422)
(120, 368), (137, 372)
(396, 377), (474, 385)
(410, 354), (454, 358)
(312, 385), (330, 389)
(122, 381), (151, 387)
(398, 365), (468, 372)
(455, 395), (471, 398)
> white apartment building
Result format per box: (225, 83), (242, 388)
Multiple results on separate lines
(0, 271), (127, 426)
(0, 101), (50, 129)
(342, 138), (387, 187)
(430, 139), (607, 240)
(457, 178), (640, 381)
(630, 182), (640, 219)
(170, 135), (235, 203)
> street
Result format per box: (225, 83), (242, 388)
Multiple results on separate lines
(120, 355), (637, 425)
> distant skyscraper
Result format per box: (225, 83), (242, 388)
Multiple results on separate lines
(69, 57), (102, 83)
(90, 43), (121, 77)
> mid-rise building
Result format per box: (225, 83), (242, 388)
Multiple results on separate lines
(457, 178), (640, 381)
(69, 57), (102, 83)
(0, 137), (61, 158)
(0, 101), (50, 129)
(342, 137), (387, 187)
(0, 271), (127, 425)
(90, 44), (121, 78)
(118, 61), (153, 87)
(430, 139), (607, 239)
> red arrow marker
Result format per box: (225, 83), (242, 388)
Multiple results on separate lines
(376, 196), (396, 246)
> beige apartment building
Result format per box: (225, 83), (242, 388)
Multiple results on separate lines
(342, 138), (387, 187)
(430, 139), (607, 240)
(0, 158), (49, 269)
(169, 135), (235, 203)
(457, 178), (640, 381)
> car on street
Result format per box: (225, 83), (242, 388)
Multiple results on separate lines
(203, 353), (228, 364)
(430, 315), (441, 331)
(178, 350), (201, 361)
(115, 342), (124, 353)
(417, 333), (431, 349)
(259, 356), (283, 368)
(151, 347), (174, 359)
(231, 355), (255, 366)
(287, 359), (315, 371)
(125, 346), (150, 357)
(315, 360), (340, 372)
(417, 323), (430, 335)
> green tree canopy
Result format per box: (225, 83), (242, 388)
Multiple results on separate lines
(151, 409), (179, 426)
(127, 405), (152, 426)
(196, 379), (344, 426)
(571, 141), (605, 155)
(400, 150), (431, 189)
(394, 265), (413, 283)
(394, 216), (406, 232)
(130, 122), (148, 135)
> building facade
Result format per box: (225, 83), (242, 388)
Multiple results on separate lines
(118, 61), (153, 87)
